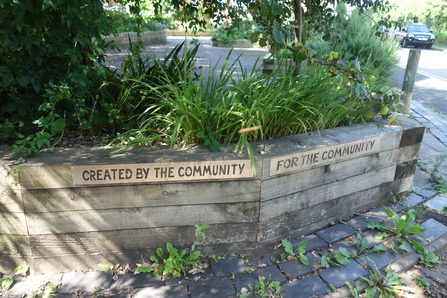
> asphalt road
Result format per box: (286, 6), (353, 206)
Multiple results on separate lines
(393, 47), (447, 116)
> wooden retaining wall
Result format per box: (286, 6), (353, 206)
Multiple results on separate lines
(0, 116), (424, 274)
(102, 30), (167, 48)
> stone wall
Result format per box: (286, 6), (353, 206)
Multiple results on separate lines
(0, 116), (424, 274)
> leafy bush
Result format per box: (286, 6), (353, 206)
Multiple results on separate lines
(330, 9), (400, 81)
(105, 10), (167, 33)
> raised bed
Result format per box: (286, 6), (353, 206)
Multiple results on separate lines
(211, 39), (253, 48)
(0, 116), (423, 274)
(102, 30), (167, 48)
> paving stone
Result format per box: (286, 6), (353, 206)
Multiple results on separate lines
(233, 265), (286, 292)
(291, 234), (328, 253)
(424, 195), (447, 211)
(420, 219), (447, 241)
(111, 273), (162, 291)
(4, 273), (63, 296)
(399, 193), (425, 208)
(164, 267), (214, 285)
(315, 224), (356, 244)
(281, 275), (329, 298)
(361, 229), (387, 249)
(347, 217), (369, 231)
(356, 249), (401, 270)
(189, 277), (234, 298)
(211, 256), (247, 276)
(319, 260), (369, 288)
(258, 249), (282, 266)
(59, 271), (113, 294)
(133, 284), (188, 298)
(356, 212), (384, 223)
(414, 184), (438, 199)
(278, 253), (321, 279)
(328, 238), (358, 255)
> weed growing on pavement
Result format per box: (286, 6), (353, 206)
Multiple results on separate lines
(280, 239), (309, 265)
(321, 247), (354, 267)
(367, 206), (426, 239)
(23, 281), (60, 298)
(236, 275), (282, 298)
(408, 239), (440, 268)
(347, 258), (407, 298)
(415, 276), (431, 291)
(430, 154), (447, 194)
(138, 224), (210, 277)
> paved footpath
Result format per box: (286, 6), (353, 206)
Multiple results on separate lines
(3, 40), (447, 298)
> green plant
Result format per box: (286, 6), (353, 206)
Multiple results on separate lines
(280, 239), (309, 265)
(367, 206), (426, 239)
(98, 263), (120, 272)
(408, 239), (440, 268)
(236, 275), (282, 298)
(0, 266), (29, 291)
(138, 224), (210, 277)
(321, 247), (355, 267)
(23, 281), (60, 298)
(354, 259), (407, 298)
(430, 154), (447, 193)
(415, 276), (431, 291)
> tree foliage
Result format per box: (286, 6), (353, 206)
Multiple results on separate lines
(386, 0), (447, 32)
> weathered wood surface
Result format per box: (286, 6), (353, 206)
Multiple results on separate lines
(258, 177), (412, 242)
(22, 179), (260, 212)
(26, 202), (259, 234)
(260, 166), (396, 221)
(0, 211), (28, 234)
(29, 223), (257, 257)
(261, 144), (420, 201)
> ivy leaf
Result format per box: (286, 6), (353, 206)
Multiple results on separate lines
(1, 277), (13, 290)
(13, 265), (29, 276)
(271, 2), (283, 15)
(273, 20), (285, 44)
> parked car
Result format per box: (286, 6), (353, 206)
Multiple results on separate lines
(395, 23), (435, 49)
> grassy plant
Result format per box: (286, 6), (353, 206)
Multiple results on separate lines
(280, 239), (309, 265)
(367, 206), (426, 239)
(138, 224), (209, 277)
(236, 275), (282, 298)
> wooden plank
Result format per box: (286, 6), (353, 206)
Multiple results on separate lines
(26, 202), (259, 234)
(260, 166), (396, 221)
(0, 211), (28, 235)
(261, 145), (420, 201)
(22, 179), (260, 212)
(258, 179), (406, 242)
(0, 187), (23, 213)
(20, 165), (72, 189)
(0, 234), (31, 255)
(269, 136), (381, 176)
(71, 159), (254, 185)
(29, 223), (257, 257)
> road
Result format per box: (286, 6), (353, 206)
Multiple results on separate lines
(394, 47), (447, 116)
